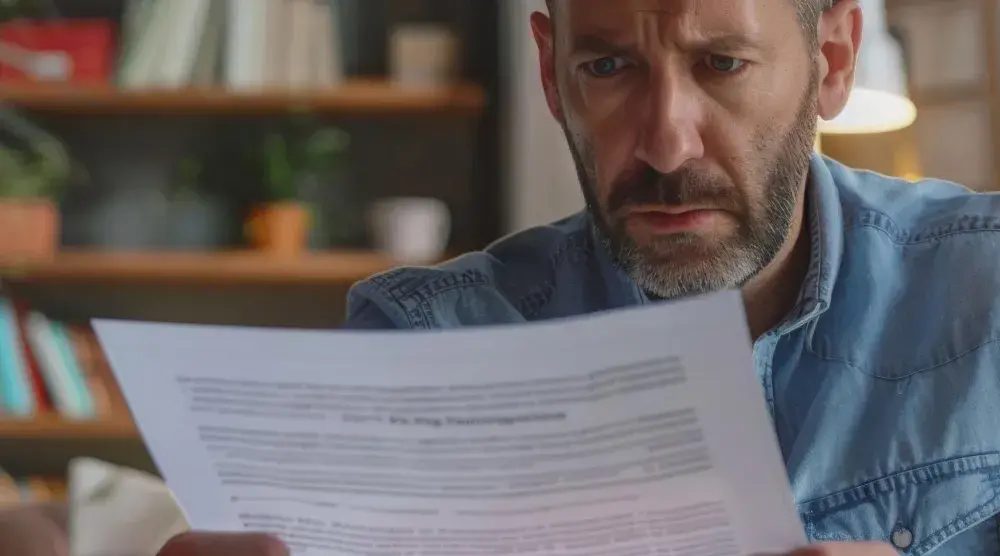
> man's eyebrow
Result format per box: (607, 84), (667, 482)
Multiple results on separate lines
(569, 31), (762, 56)
(569, 34), (635, 56)
(690, 32), (761, 52)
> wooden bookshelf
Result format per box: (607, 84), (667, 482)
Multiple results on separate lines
(0, 413), (146, 476)
(0, 414), (136, 440)
(0, 249), (414, 286)
(0, 79), (487, 116)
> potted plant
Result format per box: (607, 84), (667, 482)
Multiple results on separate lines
(0, 116), (71, 258)
(245, 126), (350, 256)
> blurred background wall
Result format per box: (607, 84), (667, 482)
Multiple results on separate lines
(501, 0), (581, 232)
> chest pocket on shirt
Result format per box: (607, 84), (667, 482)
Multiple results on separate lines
(800, 453), (1000, 555)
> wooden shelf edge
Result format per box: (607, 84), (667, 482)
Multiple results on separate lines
(0, 415), (137, 440)
(0, 249), (410, 287)
(0, 79), (487, 115)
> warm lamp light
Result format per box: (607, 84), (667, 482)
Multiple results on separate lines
(819, 0), (916, 135)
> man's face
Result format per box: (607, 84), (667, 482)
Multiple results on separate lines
(535, 0), (824, 299)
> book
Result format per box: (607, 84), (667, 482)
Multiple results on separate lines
(118, 0), (345, 90)
(0, 295), (114, 419)
(0, 297), (34, 417)
(93, 290), (807, 555)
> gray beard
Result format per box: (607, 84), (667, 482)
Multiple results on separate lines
(563, 70), (818, 301)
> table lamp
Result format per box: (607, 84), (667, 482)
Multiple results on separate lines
(818, 0), (917, 135)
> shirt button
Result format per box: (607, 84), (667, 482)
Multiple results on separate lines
(891, 526), (914, 550)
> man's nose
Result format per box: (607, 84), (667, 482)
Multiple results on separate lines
(634, 74), (705, 174)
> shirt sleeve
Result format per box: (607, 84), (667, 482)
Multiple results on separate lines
(340, 296), (402, 330)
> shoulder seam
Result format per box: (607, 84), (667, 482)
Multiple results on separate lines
(365, 267), (493, 328)
(369, 266), (492, 303)
(354, 214), (597, 324)
(347, 274), (424, 328)
(846, 209), (1000, 245)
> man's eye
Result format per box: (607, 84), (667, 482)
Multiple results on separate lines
(704, 55), (745, 73)
(584, 56), (628, 77)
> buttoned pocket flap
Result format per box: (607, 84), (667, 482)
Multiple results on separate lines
(800, 452), (1000, 555)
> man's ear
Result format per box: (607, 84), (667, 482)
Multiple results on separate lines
(530, 11), (564, 123)
(816, 0), (862, 121)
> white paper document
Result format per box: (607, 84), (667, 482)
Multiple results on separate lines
(93, 290), (806, 556)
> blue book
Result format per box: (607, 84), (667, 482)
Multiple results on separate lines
(0, 298), (34, 417)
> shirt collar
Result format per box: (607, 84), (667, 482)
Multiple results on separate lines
(777, 153), (845, 334)
(590, 152), (846, 329)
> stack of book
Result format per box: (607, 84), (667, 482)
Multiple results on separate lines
(0, 296), (118, 421)
(117, 0), (347, 91)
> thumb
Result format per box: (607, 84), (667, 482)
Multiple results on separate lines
(0, 504), (69, 556)
(787, 541), (900, 555)
(158, 531), (289, 556)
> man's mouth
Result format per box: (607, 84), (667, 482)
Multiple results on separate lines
(625, 207), (724, 234)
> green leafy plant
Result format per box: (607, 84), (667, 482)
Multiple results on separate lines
(261, 126), (350, 202)
(0, 137), (71, 199)
(0, 105), (72, 199)
(303, 127), (350, 175)
(262, 134), (298, 201)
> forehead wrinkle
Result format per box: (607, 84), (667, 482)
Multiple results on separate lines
(638, 4), (767, 55)
(563, 0), (774, 59)
(630, 0), (687, 13)
(632, 8), (721, 53)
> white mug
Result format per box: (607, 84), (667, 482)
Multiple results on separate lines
(369, 197), (451, 264)
(389, 24), (458, 89)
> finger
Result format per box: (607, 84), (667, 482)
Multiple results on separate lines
(158, 531), (289, 556)
(789, 541), (900, 555)
(29, 502), (68, 535)
(0, 505), (69, 556)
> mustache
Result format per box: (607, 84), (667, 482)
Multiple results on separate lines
(606, 166), (740, 214)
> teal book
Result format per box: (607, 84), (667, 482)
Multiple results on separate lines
(0, 298), (34, 417)
(49, 320), (96, 419)
(24, 312), (94, 420)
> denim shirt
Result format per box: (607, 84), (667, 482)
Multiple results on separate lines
(346, 154), (1000, 555)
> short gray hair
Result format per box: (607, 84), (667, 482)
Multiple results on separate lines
(544, 0), (841, 40)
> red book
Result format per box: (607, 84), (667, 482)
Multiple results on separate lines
(11, 300), (52, 412)
(0, 19), (115, 84)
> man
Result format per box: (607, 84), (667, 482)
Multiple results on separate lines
(347, 0), (1000, 544)
(3, 0), (997, 554)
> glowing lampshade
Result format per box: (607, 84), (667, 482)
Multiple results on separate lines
(819, 0), (917, 134)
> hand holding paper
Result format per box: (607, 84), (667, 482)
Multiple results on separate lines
(96, 290), (808, 556)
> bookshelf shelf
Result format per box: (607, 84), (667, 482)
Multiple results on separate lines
(0, 79), (487, 116)
(0, 250), (407, 286)
(0, 415), (136, 440)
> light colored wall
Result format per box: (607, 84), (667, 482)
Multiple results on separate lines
(890, 1), (996, 191)
(500, 0), (584, 234)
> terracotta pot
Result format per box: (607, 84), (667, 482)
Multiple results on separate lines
(244, 202), (311, 256)
(0, 197), (59, 258)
